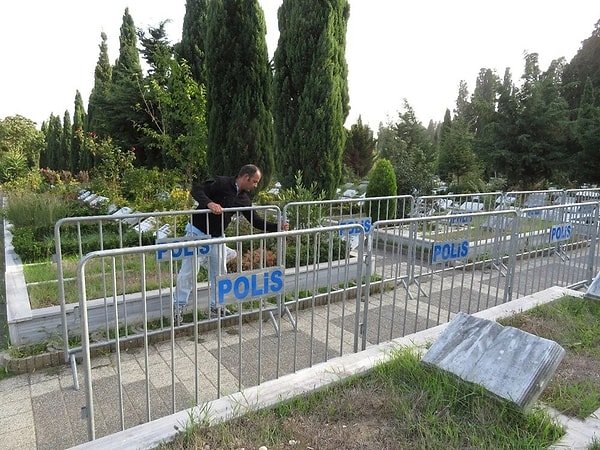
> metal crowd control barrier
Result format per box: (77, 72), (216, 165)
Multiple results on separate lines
(283, 195), (414, 227)
(69, 198), (600, 442)
(362, 202), (599, 347)
(54, 205), (282, 388)
(364, 209), (519, 347)
(413, 191), (501, 217)
(511, 202), (599, 298)
(77, 224), (366, 440)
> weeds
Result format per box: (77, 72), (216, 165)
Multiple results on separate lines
(159, 348), (563, 450)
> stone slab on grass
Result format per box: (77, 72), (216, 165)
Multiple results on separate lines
(422, 311), (565, 410)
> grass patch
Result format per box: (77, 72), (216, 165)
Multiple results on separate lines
(158, 348), (563, 450)
(500, 295), (600, 418)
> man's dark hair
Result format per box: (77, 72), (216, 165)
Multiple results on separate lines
(238, 164), (260, 177)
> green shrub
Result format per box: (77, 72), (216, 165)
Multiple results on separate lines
(366, 159), (397, 222)
(0, 151), (29, 183)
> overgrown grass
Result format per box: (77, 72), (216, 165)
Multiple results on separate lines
(500, 296), (600, 418)
(24, 254), (196, 308)
(159, 348), (563, 450)
(2, 190), (73, 228)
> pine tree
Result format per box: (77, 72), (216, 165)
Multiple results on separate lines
(471, 68), (501, 178)
(575, 77), (600, 183)
(137, 22), (208, 181)
(343, 116), (375, 178)
(563, 19), (600, 113)
(179, 0), (208, 85)
(205, 0), (274, 186)
(273, 0), (350, 198)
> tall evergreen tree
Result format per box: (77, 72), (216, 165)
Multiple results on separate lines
(137, 22), (208, 182)
(575, 77), (600, 183)
(515, 55), (570, 187)
(60, 111), (72, 171)
(205, 0), (275, 186)
(104, 8), (146, 161)
(437, 117), (477, 186)
(45, 114), (62, 170)
(378, 101), (435, 196)
(470, 68), (500, 177)
(273, 0), (350, 197)
(87, 32), (113, 137)
(343, 116), (375, 178)
(73, 90), (88, 171)
(563, 19), (600, 113)
(478, 68), (519, 184)
(179, 0), (208, 85)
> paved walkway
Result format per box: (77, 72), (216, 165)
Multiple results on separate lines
(1, 286), (599, 449)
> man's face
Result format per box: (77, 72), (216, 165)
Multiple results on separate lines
(241, 171), (261, 191)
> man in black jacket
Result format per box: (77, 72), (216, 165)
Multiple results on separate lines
(173, 164), (287, 323)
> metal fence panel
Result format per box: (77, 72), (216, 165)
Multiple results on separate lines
(55, 195), (599, 442)
(54, 206), (281, 379)
(77, 224), (366, 440)
(364, 210), (519, 347)
(510, 202), (599, 298)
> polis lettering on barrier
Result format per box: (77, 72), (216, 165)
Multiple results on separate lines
(431, 240), (469, 264)
(338, 217), (372, 236)
(217, 267), (285, 305)
(550, 223), (572, 243)
(156, 237), (210, 262)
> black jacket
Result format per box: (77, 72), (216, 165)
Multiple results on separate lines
(190, 175), (278, 237)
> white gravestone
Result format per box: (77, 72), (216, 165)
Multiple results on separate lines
(421, 312), (565, 410)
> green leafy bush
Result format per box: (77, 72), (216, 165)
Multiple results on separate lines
(366, 159), (397, 222)
(0, 151), (29, 183)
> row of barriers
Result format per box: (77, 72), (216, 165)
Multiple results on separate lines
(49, 189), (600, 440)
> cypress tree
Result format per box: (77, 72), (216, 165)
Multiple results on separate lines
(273, 0), (350, 198)
(205, 0), (274, 186)
(60, 111), (72, 171)
(87, 32), (113, 137)
(45, 114), (62, 170)
(179, 0), (208, 85)
(73, 91), (88, 171)
(105, 8), (146, 161)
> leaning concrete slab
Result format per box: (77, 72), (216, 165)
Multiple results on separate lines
(421, 312), (565, 410)
(584, 271), (600, 301)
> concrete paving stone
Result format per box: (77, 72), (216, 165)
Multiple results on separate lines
(31, 391), (75, 450)
(135, 350), (167, 368)
(0, 410), (34, 436)
(170, 356), (196, 376)
(0, 373), (30, 390)
(1, 386), (31, 404)
(28, 368), (61, 385)
(89, 363), (118, 381)
(90, 355), (112, 369)
(0, 397), (32, 420)
(29, 377), (62, 397)
(147, 361), (177, 389)
(92, 376), (138, 437)
(0, 430), (36, 450)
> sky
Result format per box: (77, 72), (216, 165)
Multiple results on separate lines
(1, 1), (599, 133)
